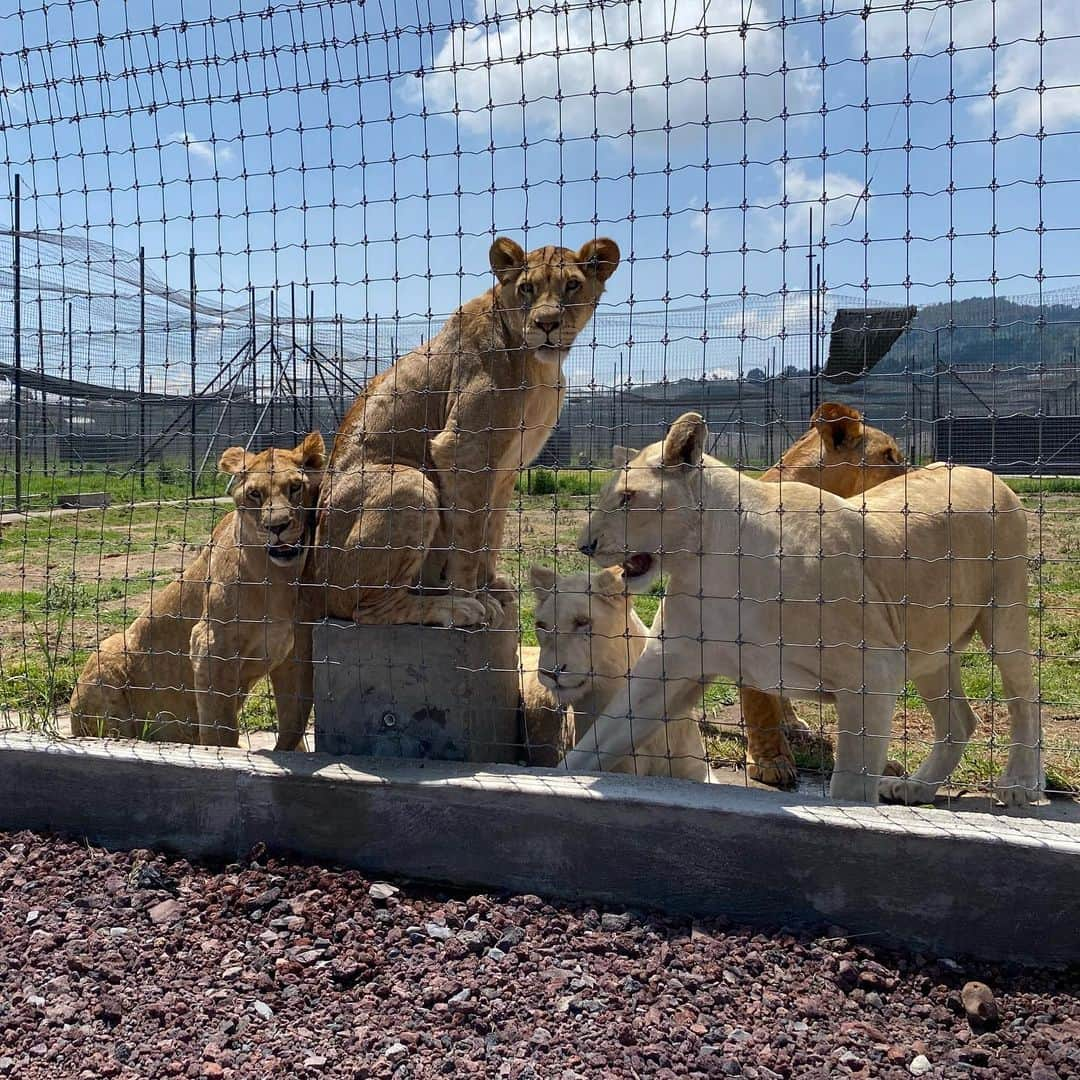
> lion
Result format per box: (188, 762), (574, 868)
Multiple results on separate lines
(70, 433), (325, 747)
(566, 413), (1042, 805)
(745, 401), (908, 787)
(274, 237), (620, 751)
(519, 565), (708, 778)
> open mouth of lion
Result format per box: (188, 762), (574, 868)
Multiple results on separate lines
(621, 553), (655, 580)
(267, 541), (304, 565)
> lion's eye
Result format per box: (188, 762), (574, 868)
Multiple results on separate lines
(247, 488), (264, 505)
(289, 479), (303, 495)
(519, 280), (534, 297)
(565, 279), (581, 294)
(573, 617), (591, 632)
(619, 490), (635, 507)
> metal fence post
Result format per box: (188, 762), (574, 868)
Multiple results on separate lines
(189, 248), (196, 499)
(12, 174), (22, 510)
(139, 247), (147, 492)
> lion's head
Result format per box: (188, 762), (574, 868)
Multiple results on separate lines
(219, 432), (326, 567)
(763, 402), (906, 497)
(529, 564), (645, 705)
(489, 236), (620, 362)
(578, 413), (709, 593)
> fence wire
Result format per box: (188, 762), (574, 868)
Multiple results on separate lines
(0, 0), (1078, 815)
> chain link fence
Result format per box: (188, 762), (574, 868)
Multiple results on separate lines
(0, 0), (1077, 819)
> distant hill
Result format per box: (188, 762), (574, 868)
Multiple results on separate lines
(877, 295), (1080, 373)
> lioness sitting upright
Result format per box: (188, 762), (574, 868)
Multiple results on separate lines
(70, 433), (325, 747)
(274, 237), (619, 750)
(567, 413), (1042, 806)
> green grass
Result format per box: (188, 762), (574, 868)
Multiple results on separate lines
(0, 575), (162, 618)
(0, 502), (226, 564)
(515, 468), (612, 497)
(1005, 476), (1080, 495)
(0, 459), (223, 508)
(0, 468), (1077, 793)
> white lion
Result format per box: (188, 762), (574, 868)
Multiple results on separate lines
(564, 413), (1042, 806)
(520, 565), (709, 779)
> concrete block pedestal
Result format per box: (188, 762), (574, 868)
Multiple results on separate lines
(313, 619), (522, 764)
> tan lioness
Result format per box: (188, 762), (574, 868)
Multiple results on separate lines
(520, 565), (706, 777)
(70, 434), (325, 746)
(275, 237), (620, 750)
(567, 413), (1041, 805)
(745, 402), (908, 786)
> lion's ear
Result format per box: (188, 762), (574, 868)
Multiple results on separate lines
(490, 237), (527, 286)
(577, 237), (620, 283)
(593, 566), (626, 596)
(218, 446), (251, 476)
(298, 431), (326, 472)
(529, 564), (556, 598)
(662, 412), (707, 467)
(612, 445), (639, 470)
(812, 402), (863, 449)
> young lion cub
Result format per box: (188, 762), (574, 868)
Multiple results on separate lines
(70, 433), (325, 747)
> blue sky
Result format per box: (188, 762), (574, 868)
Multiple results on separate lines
(1, 0), (1078, 384)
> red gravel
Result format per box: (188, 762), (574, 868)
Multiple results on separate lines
(0, 830), (1077, 1079)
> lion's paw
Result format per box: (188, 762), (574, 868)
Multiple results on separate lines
(993, 772), (1045, 807)
(878, 776), (940, 806)
(747, 756), (799, 789)
(444, 595), (489, 628)
(477, 592), (504, 626)
(829, 770), (881, 803)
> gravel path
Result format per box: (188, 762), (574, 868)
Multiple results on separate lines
(0, 831), (1076, 1079)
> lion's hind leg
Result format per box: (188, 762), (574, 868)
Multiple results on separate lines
(879, 657), (975, 805)
(325, 464), (486, 627)
(977, 603), (1044, 806)
(70, 642), (136, 739)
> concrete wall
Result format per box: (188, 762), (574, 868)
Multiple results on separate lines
(312, 620), (522, 763)
(2, 732), (1078, 968)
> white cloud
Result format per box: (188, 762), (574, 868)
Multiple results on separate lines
(168, 130), (234, 166)
(415, 0), (799, 152)
(863, 0), (1079, 135)
(692, 163), (867, 247)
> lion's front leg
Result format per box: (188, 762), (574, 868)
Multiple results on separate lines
(190, 619), (243, 748)
(741, 686), (799, 788)
(563, 639), (709, 776)
(269, 618), (313, 752)
(830, 687), (897, 803)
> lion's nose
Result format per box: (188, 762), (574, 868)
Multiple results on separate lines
(534, 318), (560, 335)
(579, 537), (598, 557)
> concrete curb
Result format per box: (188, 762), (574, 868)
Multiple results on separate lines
(2, 732), (1078, 968)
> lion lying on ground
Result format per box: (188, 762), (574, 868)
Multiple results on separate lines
(275, 236), (620, 750)
(566, 413), (1042, 805)
(70, 434), (325, 746)
(519, 565), (708, 778)
(745, 402), (907, 787)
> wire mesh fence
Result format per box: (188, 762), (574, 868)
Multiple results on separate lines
(1, 0), (1078, 814)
